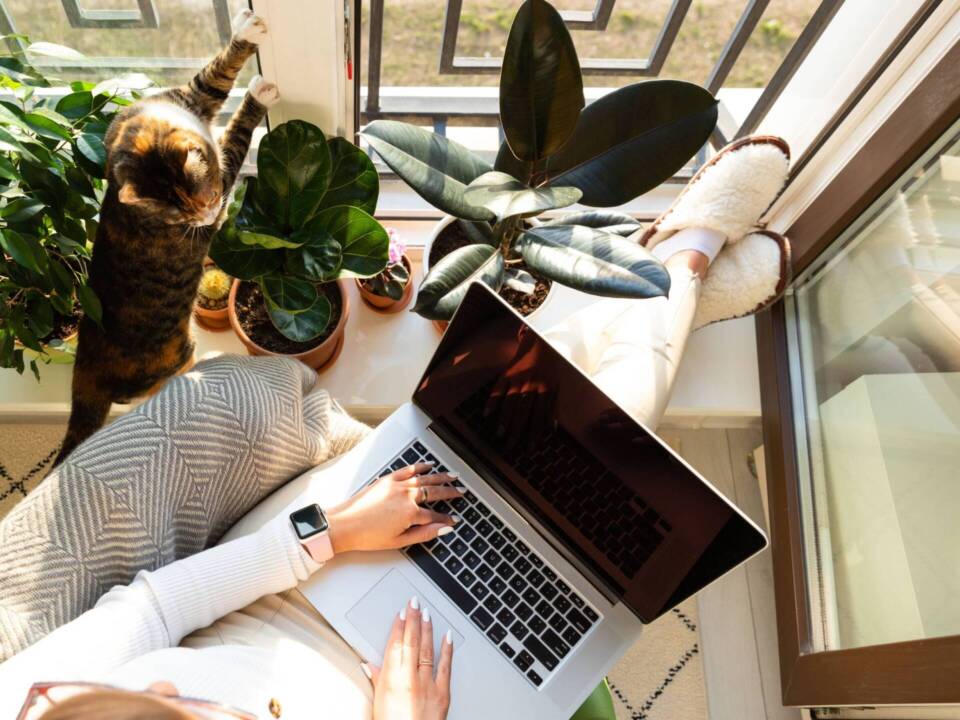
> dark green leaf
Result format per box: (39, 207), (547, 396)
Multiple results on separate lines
(0, 229), (46, 272)
(49, 260), (74, 296)
(463, 171), (580, 220)
(0, 126), (41, 162)
(1, 197), (44, 222)
(0, 57), (49, 87)
(361, 120), (494, 221)
(494, 141), (532, 184)
(29, 359), (40, 382)
(500, 0), (584, 161)
(260, 274), (318, 312)
(285, 229), (342, 281)
(237, 229), (302, 249)
(545, 210), (642, 237)
(75, 133), (107, 178)
(384, 279), (404, 301)
(544, 81), (718, 206)
(24, 109), (72, 141)
(209, 226), (283, 280)
(309, 205), (389, 278)
(56, 91), (94, 120)
(256, 120), (331, 230)
(77, 283), (102, 323)
(413, 243), (505, 320)
(26, 294), (54, 338)
(457, 219), (495, 246)
(318, 137), (379, 215)
(268, 293), (332, 342)
(519, 225), (670, 298)
(0, 156), (17, 181)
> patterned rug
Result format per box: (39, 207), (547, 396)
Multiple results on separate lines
(0, 423), (708, 720)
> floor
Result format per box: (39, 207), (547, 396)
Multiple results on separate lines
(660, 427), (802, 720)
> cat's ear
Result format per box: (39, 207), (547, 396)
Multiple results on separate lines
(118, 182), (142, 205)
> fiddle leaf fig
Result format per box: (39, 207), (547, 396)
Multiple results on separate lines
(266, 294), (332, 343)
(256, 119), (331, 231)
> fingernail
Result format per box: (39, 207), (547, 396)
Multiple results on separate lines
(360, 663), (372, 679)
(447, 471), (459, 479)
(438, 526), (454, 536)
(456, 486), (467, 494)
(450, 515), (460, 524)
(410, 595), (420, 611)
(444, 629), (453, 646)
(422, 607), (431, 624)
(400, 606), (406, 621)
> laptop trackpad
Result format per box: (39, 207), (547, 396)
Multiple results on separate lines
(346, 569), (465, 662)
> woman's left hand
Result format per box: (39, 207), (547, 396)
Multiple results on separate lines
(326, 463), (462, 554)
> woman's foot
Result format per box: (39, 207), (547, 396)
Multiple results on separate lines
(637, 135), (792, 328)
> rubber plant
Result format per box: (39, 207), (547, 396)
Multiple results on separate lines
(210, 120), (389, 343)
(361, 0), (718, 321)
(0, 41), (134, 378)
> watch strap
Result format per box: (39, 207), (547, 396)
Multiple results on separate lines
(301, 529), (334, 563)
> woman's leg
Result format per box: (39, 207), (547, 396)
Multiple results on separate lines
(544, 251), (708, 430)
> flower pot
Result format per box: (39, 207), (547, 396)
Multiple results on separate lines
(18, 331), (79, 366)
(194, 262), (231, 331)
(228, 278), (350, 372)
(356, 254), (414, 314)
(423, 215), (556, 334)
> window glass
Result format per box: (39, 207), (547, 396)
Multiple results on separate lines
(787, 120), (960, 650)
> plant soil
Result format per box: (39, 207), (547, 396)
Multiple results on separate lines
(197, 294), (228, 311)
(428, 221), (552, 317)
(41, 311), (81, 344)
(235, 281), (342, 355)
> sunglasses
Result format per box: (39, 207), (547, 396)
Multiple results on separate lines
(17, 681), (257, 720)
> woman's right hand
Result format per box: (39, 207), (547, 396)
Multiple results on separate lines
(368, 596), (453, 720)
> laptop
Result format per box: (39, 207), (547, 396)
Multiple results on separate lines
(299, 282), (767, 718)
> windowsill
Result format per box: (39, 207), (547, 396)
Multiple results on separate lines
(0, 221), (761, 427)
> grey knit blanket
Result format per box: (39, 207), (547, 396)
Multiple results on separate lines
(0, 354), (370, 660)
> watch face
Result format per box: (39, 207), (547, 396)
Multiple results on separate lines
(290, 504), (328, 540)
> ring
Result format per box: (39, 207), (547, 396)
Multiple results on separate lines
(418, 486), (428, 504)
(418, 660), (433, 667)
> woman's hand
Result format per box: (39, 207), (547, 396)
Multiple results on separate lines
(368, 597), (453, 720)
(326, 463), (462, 554)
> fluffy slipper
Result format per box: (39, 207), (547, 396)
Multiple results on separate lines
(693, 230), (791, 329)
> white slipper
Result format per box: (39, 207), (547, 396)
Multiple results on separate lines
(638, 135), (792, 328)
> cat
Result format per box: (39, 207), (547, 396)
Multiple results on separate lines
(54, 10), (280, 465)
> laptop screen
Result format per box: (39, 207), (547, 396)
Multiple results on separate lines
(413, 283), (767, 624)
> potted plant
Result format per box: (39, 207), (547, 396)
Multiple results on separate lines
(0, 42), (129, 379)
(361, 0), (718, 324)
(194, 263), (232, 330)
(210, 120), (388, 371)
(356, 228), (413, 313)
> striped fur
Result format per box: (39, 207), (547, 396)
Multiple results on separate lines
(57, 21), (273, 465)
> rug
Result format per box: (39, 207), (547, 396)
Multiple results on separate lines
(0, 423), (708, 719)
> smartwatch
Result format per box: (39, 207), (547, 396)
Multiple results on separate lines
(289, 503), (335, 563)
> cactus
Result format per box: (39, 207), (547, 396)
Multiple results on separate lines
(199, 268), (231, 301)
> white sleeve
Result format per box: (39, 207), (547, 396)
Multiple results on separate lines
(0, 510), (319, 717)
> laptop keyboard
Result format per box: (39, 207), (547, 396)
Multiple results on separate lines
(370, 440), (602, 690)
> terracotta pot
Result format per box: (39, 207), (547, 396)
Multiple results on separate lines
(356, 254), (414, 313)
(423, 215), (556, 335)
(194, 262), (231, 331)
(227, 278), (350, 372)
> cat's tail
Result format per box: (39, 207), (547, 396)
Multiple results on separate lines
(54, 379), (112, 467)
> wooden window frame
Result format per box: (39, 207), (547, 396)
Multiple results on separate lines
(756, 39), (960, 707)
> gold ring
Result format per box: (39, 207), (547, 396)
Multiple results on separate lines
(418, 486), (428, 504)
(418, 660), (433, 667)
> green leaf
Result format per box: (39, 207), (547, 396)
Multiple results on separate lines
(77, 283), (102, 324)
(56, 91), (94, 120)
(0, 57), (49, 87)
(74, 133), (107, 178)
(237, 229), (302, 249)
(24, 108), (72, 141)
(49, 260), (74, 296)
(413, 243), (505, 321)
(544, 81), (718, 206)
(318, 137), (379, 215)
(0, 126), (40, 162)
(494, 142), (532, 184)
(519, 225), (670, 299)
(209, 226), (283, 280)
(309, 206), (389, 278)
(500, 0), (584, 161)
(225, 179), (248, 223)
(0, 229), (45, 272)
(267, 293), (332, 343)
(0, 156), (18, 181)
(1, 197), (44, 223)
(29, 359), (40, 382)
(463, 171), (581, 220)
(260, 274), (318, 312)
(504, 267), (537, 294)
(256, 119), (331, 230)
(361, 120), (494, 221)
(384, 279), (404, 301)
(285, 230), (342, 281)
(26, 41), (86, 61)
(545, 210), (642, 237)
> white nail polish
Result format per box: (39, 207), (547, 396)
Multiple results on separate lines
(437, 526), (454, 536)
(422, 607), (431, 624)
(448, 471), (459, 479)
(410, 595), (420, 611)
(444, 629), (453, 646)
(451, 515), (460, 524)
(400, 606), (406, 621)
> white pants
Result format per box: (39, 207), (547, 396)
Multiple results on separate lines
(183, 264), (703, 713)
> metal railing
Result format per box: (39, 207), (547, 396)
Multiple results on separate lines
(363, 0), (846, 157)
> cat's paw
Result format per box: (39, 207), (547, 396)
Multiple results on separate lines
(233, 9), (267, 44)
(249, 75), (280, 108)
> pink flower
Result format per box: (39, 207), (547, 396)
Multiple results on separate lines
(387, 227), (406, 266)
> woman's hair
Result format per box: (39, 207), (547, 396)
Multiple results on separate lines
(40, 688), (197, 720)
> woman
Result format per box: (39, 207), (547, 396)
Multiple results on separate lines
(0, 136), (791, 719)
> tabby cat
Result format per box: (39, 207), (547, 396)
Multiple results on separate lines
(55, 10), (279, 465)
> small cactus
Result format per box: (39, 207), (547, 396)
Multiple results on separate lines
(199, 268), (231, 301)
